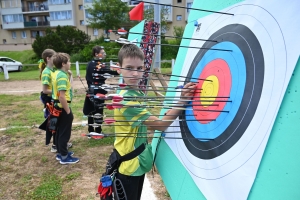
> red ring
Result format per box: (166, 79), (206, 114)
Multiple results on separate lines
(192, 59), (232, 124)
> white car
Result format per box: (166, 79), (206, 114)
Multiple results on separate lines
(0, 57), (23, 72)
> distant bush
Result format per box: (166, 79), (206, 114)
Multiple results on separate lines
(32, 26), (90, 57)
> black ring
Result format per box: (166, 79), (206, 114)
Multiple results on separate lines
(179, 24), (264, 159)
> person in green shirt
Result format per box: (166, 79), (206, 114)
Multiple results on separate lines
(39, 49), (57, 152)
(111, 44), (196, 199)
(52, 52), (79, 165)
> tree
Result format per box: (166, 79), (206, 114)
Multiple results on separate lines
(32, 29), (66, 57)
(56, 25), (90, 54)
(86, 0), (130, 37)
(143, 5), (171, 34)
(32, 26), (90, 57)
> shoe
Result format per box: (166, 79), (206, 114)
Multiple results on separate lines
(51, 145), (57, 153)
(56, 152), (74, 161)
(67, 142), (72, 149)
(60, 155), (80, 165)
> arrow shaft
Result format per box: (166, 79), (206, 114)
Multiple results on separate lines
(99, 104), (228, 112)
(103, 119), (215, 123)
(109, 66), (211, 82)
(93, 87), (202, 93)
(133, 42), (232, 52)
(84, 133), (213, 140)
(130, 0), (234, 16)
(88, 124), (185, 127)
(128, 31), (218, 43)
(86, 114), (198, 118)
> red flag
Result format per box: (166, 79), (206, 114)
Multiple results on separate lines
(129, 2), (144, 21)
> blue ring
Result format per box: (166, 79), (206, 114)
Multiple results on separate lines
(185, 42), (246, 139)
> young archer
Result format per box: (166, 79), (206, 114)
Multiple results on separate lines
(108, 44), (196, 200)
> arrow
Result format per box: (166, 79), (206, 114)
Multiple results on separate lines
(91, 85), (202, 93)
(133, 42), (232, 52)
(85, 113), (198, 118)
(101, 118), (216, 124)
(93, 93), (230, 103)
(96, 103), (229, 112)
(81, 132), (214, 140)
(110, 64), (212, 82)
(93, 93), (230, 101)
(88, 124), (186, 127)
(109, 83), (202, 90)
(102, 76), (199, 83)
(130, 0), (234, 16)
(128, 31), (218, 43)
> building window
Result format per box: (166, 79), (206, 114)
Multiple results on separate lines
(176, 15), (182, 21)
(21, 31), (27, 38)
(93, 28), (98, 36)
(50, 11), (72, 20)
(1, 0), (19, 8)
(31, 30), (45, 38)
(80, 20), (85, 25)
(187, 2), (193, 13)
(177, 0), (182, 3)
(12, 32), (17, 39)
(79, 5), (83, 10)
(3, 14), (24, 23)
(48, 0), (71, 5)
(84, 0), (93, 3)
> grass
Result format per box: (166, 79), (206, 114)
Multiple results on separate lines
(0, 67), (86, 81)
(30, 174), (63, 200)
(0, 50), (37, 64)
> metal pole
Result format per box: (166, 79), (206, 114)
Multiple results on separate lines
(154, 0), (161, 69)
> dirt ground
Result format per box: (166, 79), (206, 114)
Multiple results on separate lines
(0, 77), (170, 200)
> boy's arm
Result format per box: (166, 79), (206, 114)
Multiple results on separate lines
(42, 84), (52, 95)
(67, 70), (74, 93)
(143, 82), (197, 131)
(59, 90), (70, 114)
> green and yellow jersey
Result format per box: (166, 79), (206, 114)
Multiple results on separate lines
(51, 69), (72, 108)
(114, 88), (153, 176)
(41, 66), (55, 96)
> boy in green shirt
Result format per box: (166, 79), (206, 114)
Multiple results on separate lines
(52, 53), (79, 164)
(113, 44), (196, 199)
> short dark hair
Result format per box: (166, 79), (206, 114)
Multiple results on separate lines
(118, 44), (144, 66)
(52, 53), (70, 69)
(92, 45), (104, 56)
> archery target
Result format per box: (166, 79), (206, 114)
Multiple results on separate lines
(165, 3), (289, 180)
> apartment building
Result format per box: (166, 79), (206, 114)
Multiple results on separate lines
(0, 0), (193, 51)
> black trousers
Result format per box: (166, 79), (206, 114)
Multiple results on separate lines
(45, 127), (56, 146)
(89, 98), (104, 133)
(115, 173), (145, 200)
(56, 108), (73, 156)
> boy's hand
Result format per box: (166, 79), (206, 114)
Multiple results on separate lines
(180, 82), (197, 101)
(110, 63), (121, 74)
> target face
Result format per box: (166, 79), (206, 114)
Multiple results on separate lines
(163, 1), (296, 183)
(180, 24), (264, 159)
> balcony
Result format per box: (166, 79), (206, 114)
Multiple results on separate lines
(24, 21), (50, 27)
(21, 1), (49, 12)
(22, 6), (49, 12)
